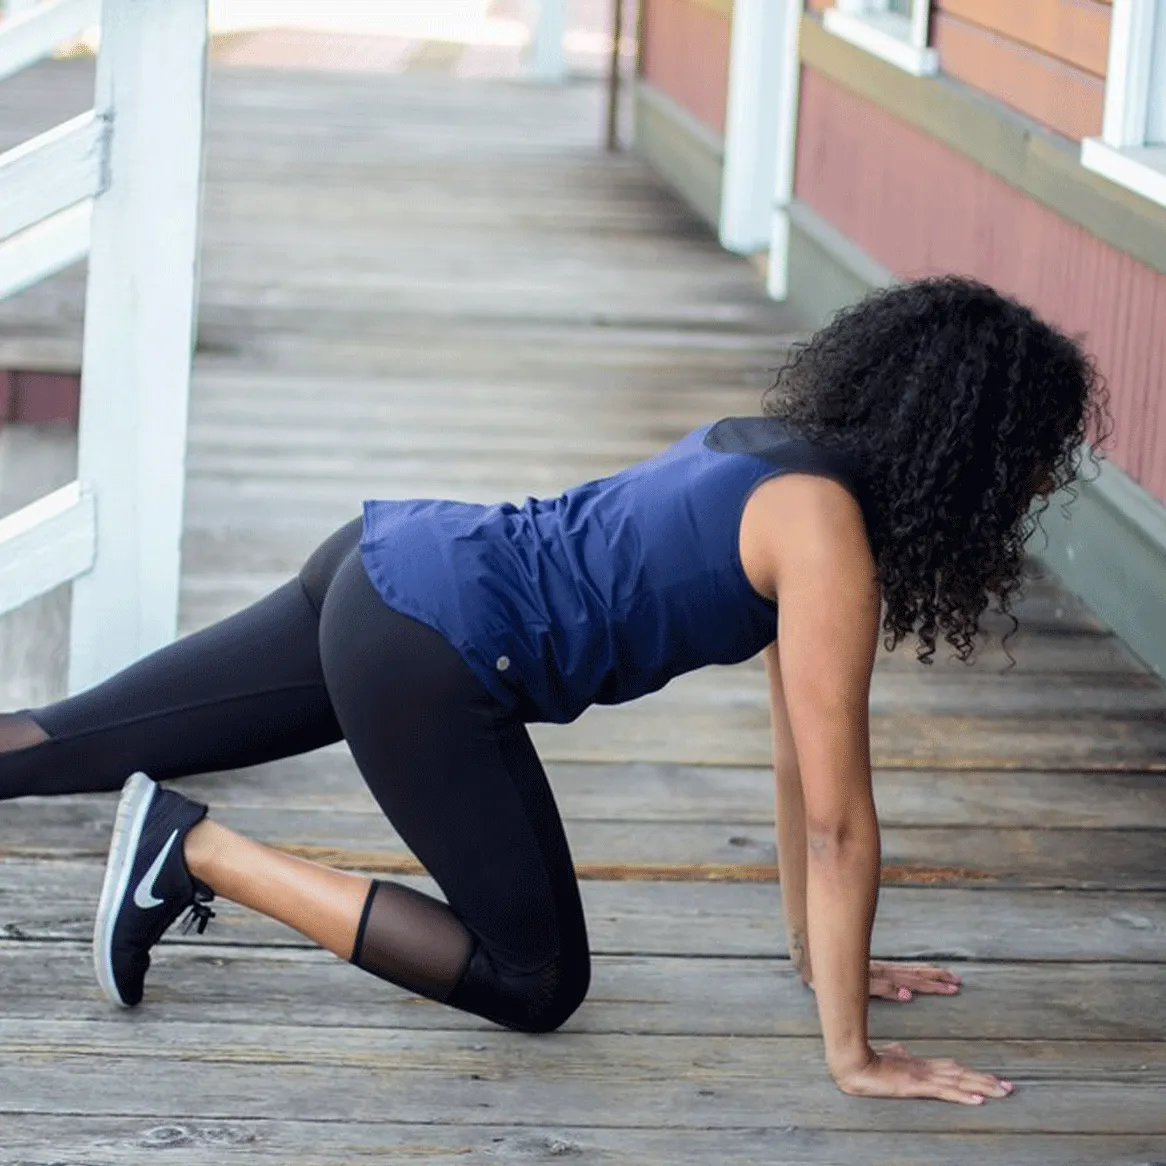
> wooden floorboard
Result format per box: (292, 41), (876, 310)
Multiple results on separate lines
(3, 943), (1164, 1042)
(2, 1121), (1164, 1166)
(1, 60), (1165, 1163)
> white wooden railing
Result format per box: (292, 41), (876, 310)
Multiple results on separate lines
(0, 0), (206, 694)
(529, 0), (569, 82)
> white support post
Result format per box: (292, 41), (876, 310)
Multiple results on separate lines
(767, 0), (806, 300)
(67, 0), (207, 694)
(528, 0), (568, 83)
(719, 0), (790, 254)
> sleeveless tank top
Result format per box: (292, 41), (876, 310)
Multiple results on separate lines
(359, 416), (865, 723)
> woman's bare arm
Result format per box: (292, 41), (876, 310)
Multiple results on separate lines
(745, 474), (1012, 1103)
(762, 642), (812, 987)
(769, 480), (881, 1081)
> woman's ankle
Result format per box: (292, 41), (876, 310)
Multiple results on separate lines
(183, 817), (232, 885)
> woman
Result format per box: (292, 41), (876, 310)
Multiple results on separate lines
(0, 277), (1107, 1105)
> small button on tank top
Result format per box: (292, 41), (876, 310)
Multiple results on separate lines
(359, 416), (865, 723)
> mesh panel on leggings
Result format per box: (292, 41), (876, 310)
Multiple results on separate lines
(350, 880), (474, 1002)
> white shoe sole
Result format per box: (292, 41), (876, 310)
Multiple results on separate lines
(93, 771), (157, 1007)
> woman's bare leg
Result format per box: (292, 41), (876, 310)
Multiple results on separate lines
(183, 818), (370, 959)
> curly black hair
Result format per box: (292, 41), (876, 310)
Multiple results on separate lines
(764, 276), (1112, 664)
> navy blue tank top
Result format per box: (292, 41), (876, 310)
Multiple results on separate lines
(359, 417), (865, 723)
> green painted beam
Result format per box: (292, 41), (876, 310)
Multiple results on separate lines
(632, 82), (724, 233)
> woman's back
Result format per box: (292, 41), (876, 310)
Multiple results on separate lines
(359, 417), (865, 723)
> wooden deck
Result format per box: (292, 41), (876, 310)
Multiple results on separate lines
(2, 61), (1166, 1165)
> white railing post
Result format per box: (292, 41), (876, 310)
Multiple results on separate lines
(67, 0), (206, 693)
(528, 0), (568, 83)
(719, 0), (791, 254)
(767, 0), (807, 301)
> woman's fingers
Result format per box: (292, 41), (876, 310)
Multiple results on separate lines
(935, 1087), (987, 1106)
(911, 1069), (1014, 1105)
(870, 961), (962, 1000)
(957, 1071), (1013, 1098)
(872, 961), (961, 982)
(930, 1060), (1014, 1099)
(871, 977), (908, 1001)
(871, 976), (955, 1002)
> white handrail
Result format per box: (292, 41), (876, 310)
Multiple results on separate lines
(0, 112), (107, 241)
(0, 0), (99, 82)
(0, 0), (206, 695)
(0, 200), (91, 301)
(0, 482), (96, 615)
(528, 0), (568, 82)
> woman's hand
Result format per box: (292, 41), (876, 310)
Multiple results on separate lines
(869, 960), (961, 1002)
(833, 1042), (1014, 1105)
(806, 960), (962, 1001)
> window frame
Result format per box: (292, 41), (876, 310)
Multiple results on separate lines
(820, 0), (938, 77)
(1081, 0), (1166, 209)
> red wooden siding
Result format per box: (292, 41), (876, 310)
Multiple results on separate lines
(811, 1), (1108, 141)
(933, 11), (1106, 140)
(935, 0), (1111, 77)
(640, 0), (732, 137)
(793, 68), (1166, 504)
(0, 370), (80, 430)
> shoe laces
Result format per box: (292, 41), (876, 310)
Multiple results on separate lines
(179, 889), (216, 937)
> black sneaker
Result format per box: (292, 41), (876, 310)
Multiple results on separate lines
(93, 771), (216, 1007)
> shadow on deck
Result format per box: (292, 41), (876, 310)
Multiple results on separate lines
(1, 61), (1165, 1166)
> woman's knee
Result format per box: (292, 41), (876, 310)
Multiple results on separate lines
(451, 944), (591, 1034)
(502, 952), (591, 1034)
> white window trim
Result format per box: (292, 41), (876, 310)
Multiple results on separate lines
(821, 0), (937, 78)
(1081, 0), (1166, 210)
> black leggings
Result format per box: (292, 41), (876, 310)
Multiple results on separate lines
(0, 520), (590, 1033)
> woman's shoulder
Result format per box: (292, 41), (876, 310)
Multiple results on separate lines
(739, 469), (875, 606)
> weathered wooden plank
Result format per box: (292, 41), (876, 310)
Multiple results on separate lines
(531, 705), (1166, 770)
(163, 757), (1166, 830)
(520, 670), (1166, 767)
(1, 1021), (1165, 1133)
(5, 799), (1164, 889)
(3, 862), (1164, 960)
(2, 1117), (1163, 1166)
(3, 942), (1163, 1042)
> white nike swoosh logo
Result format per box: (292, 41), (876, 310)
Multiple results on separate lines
(133, 829), (179, 909)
